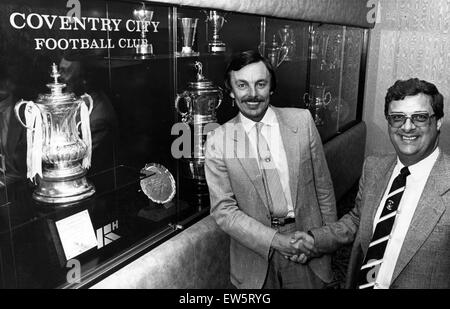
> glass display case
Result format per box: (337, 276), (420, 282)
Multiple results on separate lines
(0, 0), (371, 288)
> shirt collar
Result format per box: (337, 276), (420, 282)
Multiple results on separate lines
(395, 147), (440, 178)
(239, 106), (277, 134)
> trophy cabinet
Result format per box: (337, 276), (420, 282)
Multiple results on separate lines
(0, 0), (373, 288)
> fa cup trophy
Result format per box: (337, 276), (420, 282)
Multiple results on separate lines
(175, 62), (223, 208)
(133, 5), (154, 56)
(177, 17), (199, 56)
(204, 10), (227, 53)
(14, 64), (95, 204)
(303, 84), (332, 126)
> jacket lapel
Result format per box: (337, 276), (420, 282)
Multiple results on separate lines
(273, 108), (299, 206)
(391, 152), (450, 282)
(229, 116), (270, 211)
(360, 156), (397, 257)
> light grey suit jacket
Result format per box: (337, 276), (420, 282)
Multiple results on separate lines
(204, 107), (337, 289)
(312, 151), (450, 289)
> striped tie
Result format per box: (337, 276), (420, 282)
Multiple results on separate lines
(357, 166), (410, 289)
(255, 122), (288, 218)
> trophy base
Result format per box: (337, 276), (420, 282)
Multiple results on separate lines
(175, 51), (200, 58)
(208, 42), (226, 53)
(33, 175), (95, 205)
(181, 159), (205, 181)
(136, 44), (153, 56)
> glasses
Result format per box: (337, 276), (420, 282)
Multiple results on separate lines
(386, 113), (436, 128)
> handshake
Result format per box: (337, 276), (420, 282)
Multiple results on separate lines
(272, 231), (320, 264)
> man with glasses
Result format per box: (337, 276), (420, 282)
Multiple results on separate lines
(292, 78), (450, 288)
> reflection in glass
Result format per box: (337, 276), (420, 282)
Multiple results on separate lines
(304, 83), (332, 126)
(266, 35), (288, 69)
(278, 25), (296, 61)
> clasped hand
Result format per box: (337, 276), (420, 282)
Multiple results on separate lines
(272, 231), (319, 264)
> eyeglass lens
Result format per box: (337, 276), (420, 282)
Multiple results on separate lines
(387, 113), (434, 128)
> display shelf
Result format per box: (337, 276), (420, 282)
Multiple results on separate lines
(0, 165), (204, 288)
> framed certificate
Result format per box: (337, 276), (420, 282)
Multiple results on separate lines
(54, 210), (98, 261)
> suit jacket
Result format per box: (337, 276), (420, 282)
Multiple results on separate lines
(204, 106), (337, 289)
(1, 102), (27, 185)
(312, 151), (450, 289)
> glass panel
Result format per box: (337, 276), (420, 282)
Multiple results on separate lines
(0, 153), (6, 205)
(263, 19), (310, 109)
(308, 23), (344, 141)
(339, 26), (364, 132)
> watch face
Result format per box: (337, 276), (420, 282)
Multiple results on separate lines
(140, 163), (176, 204)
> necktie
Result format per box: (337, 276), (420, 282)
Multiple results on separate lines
(255, 122), (288, 218)
(357, 166), (410, 289)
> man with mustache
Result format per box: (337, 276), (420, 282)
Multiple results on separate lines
(204, 50), (337, 288)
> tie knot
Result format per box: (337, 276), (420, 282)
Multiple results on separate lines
(400, 166), (410, 177)
(255, 122), (264, 132)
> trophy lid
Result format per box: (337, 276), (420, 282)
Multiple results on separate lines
(188, 61), (219, 91)
(36, 63), (80, 106)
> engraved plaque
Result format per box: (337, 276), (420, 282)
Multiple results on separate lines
(140, 163), (176, 204)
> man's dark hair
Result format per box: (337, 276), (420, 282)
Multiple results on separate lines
(224, 50), (276, 92)
(385, 78), (444, 120)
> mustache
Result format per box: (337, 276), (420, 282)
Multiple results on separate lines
(241, 96), (265, 103)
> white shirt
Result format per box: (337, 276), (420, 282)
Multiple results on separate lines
(239, 107), (294, 218)
(373, 147), (440, 289)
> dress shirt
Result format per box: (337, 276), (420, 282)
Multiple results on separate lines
(239, 106), (294, 218)
(373, 147), (440, 289)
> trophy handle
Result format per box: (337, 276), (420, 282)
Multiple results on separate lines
(14, 100), (37, 130)
(76, 94), (94, 129)
(81, 93), (94, 114)
(216, 88), (223, 109)
(324, 91), (332, 106)
(175, 91), (192, 122)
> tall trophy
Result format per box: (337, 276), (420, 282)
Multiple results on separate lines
(176, 17), (199, 56)
(14, 64), (95, 204)
(266, 35), (288, 69)
(175, 62), (223, 208)
(303, 84), (332, 126)
(278, 25), (296, 61)
(204, 10), (227, 53)
(133, 5), (154, 56)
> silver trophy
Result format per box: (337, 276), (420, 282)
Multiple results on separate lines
(133, 5), (154, 56)
(177, 17), (199, 56)
(266, 34), (288, 69)
(278, 25), (296, 61)
(204, 10), (227, 53)
(303, 84), (332, 126)
(14, 64), (95, 204)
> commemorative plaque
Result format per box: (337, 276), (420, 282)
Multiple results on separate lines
(140, 163), (176, 204)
